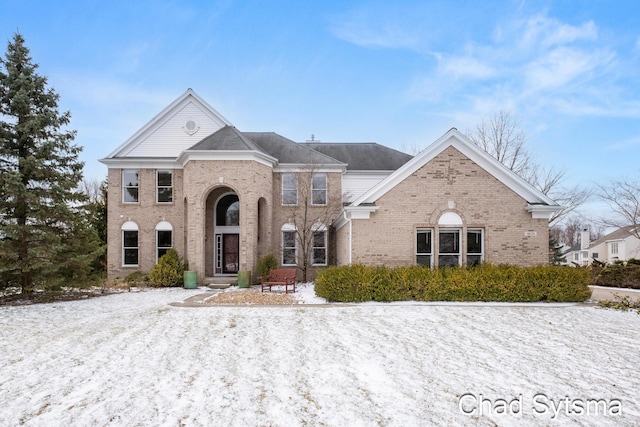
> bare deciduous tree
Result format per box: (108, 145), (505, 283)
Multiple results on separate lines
(597, 177), (640, 239)
(469, 111), (531, 177)
(282, 167), (344, 282)
(467, 110), (591, 225)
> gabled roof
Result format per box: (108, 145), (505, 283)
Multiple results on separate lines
(188, 126), (261, 151)
(588, 225), (640, 249)
(351, 128), (560, 212)
(303, 142), (413, 171)
(103, 88), (232, 159)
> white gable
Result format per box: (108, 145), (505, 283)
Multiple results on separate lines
(106, 89), (232, 159)
(351, 128), (561, 217)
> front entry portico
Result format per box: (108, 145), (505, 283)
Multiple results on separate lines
(205, 188), (241, 277)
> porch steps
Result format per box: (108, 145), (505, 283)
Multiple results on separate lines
(203, 276), (237, 289)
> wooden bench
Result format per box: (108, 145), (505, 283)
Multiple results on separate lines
(260, 268), (297, 293)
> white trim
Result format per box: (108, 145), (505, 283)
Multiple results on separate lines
(274, 164), (346, 173)
(121, 220), (139, 231)
(122, 169), (139, 204)
(281, 229), (298, 266)
(526, 204), (562, 219)
(155, 220), (173, 231)
(281, 173), (298, 206)
(311, 228), (328, 266)
(351, 128), (560, 215)
(100, 158), (181, 169)
(311, 173), (328, 206)
(438, 212), (463, 226)
(104, 89), (232, 159)
(343, 205), (379, 220)
(438, 228), (462, 267)
(177, 150), (277, 168)
(281, 222), (297, 232)
(156, 170), (173, 204)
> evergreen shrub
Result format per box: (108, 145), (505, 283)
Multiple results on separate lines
(591, 261), (640, 289)
(257, 253), (279, 279)
(315, 264), (591, 302)
(148, 249), (186, 287)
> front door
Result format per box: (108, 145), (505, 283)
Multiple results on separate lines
(222, 234), (239, 274)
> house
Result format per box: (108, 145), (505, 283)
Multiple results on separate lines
(100, 89), (561, 282)
(565, 226), (640, 265)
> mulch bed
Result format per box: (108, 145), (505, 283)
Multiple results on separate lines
(0, 289), (113, 307)
(205, 289), (298, 305)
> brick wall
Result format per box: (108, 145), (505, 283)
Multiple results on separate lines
(349, 146), (549, 267)
(106, 168), (185, 279)
(270, 171), (343, 281)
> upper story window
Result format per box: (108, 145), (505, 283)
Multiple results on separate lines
(311, 174), (327, 205)
(282, 174), (298, 205)
(123, 170), (139, 203)
(157, 170), (173, 203)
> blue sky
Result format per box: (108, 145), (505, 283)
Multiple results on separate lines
(2, 0), (639, 219)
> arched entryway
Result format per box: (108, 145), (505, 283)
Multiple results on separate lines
(215, 192), (240, 275)
(204, 187), (241, 277)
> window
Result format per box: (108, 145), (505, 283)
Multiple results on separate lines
(311, 174), (327, 205)
(121, 221), (139, 266)
(156, 221), (173, 261)
(416, 229), (433, 267)
(592, 253), (599, 259)
(216, 194), (240, 226)
(312, 230), (327, 265)
(282, 174), (297, 205)
(611, 242), (619, 255)
(282, 230), (297, 265)
(123, 170), (139, 203)
(439, 229), (461, 267)
(574, 253), (579, 261)
(467, 229), (483, 266)
(157, 170), (173, 203)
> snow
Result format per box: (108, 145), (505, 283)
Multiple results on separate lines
(1, 286), (639, 426)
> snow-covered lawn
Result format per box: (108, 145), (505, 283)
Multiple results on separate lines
(1, 287), (638, 427)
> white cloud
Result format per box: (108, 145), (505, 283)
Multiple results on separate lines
(523, 47), (613, 92)
(520, 14), (598, 48)
(330, 19), (422, 50)
(439, 55), (496, 79)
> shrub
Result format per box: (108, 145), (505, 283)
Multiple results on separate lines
(598, 293), (640, 314)
(591, 262), (640, 289)
(148, 249), (186, 287)
(257, 253), (279, 279)
(315, 264), (591, 303)
(124, 271), (148, 287)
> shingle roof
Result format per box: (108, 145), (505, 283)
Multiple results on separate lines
(188, 127), (410, 170)
(588, 225), (640, 249)
(243, 132), (344, 165)
(188, 126), (261, 151)
(303, 142), (413, 171)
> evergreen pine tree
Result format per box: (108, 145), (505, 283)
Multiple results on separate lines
(0, 33), (101, 292)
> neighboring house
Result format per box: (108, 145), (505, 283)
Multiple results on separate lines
(100, 89), (561, 282)
(566, 226), (640, 265)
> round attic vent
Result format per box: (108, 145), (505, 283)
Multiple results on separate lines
(183, 119), (200, 135)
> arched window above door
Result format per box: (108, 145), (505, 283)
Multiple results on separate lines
(216, 194), (239, 226)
